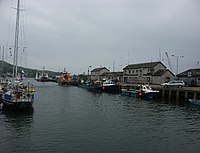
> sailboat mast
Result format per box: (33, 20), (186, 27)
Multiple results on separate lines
(13, 0), (20, 78)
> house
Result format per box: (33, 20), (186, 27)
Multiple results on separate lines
(152, 69), (175, 84)
(90, 67), (109, 80)
(101, 72), (123, 82)
(123, 61), (174, 84)
(177, 68), (200, 86)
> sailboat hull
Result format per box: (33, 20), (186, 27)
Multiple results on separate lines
(2, 97), (33, 109)
(1, 91), (34, 109)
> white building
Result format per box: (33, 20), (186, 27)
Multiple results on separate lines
(123, 61), (174, 84)
(90, 67), (109, 81)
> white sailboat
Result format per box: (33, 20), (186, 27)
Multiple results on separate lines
(1, 0), (35, 109)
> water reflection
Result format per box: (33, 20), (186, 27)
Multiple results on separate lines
(0, 108), (34, 153)
(1, 107), (33, 127)
(1, 83), (200, 153)
(2, 106), (33, 114)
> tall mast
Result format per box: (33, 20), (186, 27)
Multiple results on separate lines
(13, 0), (20, 78)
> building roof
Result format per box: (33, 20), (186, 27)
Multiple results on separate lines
(101, 72), (123, 76)
(123, 61), (166, 70)
(177, 68), (200, 77)
(91, 67), (109, 72)
(152, 69), (175, 76)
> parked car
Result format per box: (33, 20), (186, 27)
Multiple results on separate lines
(161, 80), (185, 88)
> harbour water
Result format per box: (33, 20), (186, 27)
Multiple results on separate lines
(0, 80), (200, 153)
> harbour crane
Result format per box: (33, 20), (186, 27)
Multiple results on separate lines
(165, 52), (173, 73)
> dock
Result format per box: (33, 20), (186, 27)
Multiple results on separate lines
(153, 86), (200, 102)
(121, 83), (200, 102)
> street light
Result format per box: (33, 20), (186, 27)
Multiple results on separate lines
(88, 65), (92, 76)
(171, 54), (184, 77)
(87, 65), (92, 81)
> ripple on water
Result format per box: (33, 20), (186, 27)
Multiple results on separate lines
(0, 82), (200, 153)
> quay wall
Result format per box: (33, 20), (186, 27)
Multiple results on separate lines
(120, 83), (200, 102)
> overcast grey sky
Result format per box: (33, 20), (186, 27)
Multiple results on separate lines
(0, 0), (200, 74)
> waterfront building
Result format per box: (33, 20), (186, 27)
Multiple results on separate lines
(123, 61), (174, 84)
(177, 68), (200, 86)
(152, 69), (175, 85)
(90, 67), (109, 81)
(101, 72), (123, 82)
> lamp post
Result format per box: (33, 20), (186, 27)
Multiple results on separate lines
(171, 54), (184, 77)
(88, 65), (92, 81)
(88, 65), (92, 76)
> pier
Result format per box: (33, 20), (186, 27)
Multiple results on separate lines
(121, 83), (200, 102)
(154, 86), (200, 102)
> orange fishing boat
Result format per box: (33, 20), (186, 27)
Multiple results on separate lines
(58, 71), (73, 86)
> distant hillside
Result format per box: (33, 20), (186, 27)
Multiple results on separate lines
(0, 60), (60, 78)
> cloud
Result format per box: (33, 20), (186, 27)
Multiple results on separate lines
(0, 0), (200, 74)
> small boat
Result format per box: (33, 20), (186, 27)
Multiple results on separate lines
(78, 80), (102, 93)
(121, 84), (159, 99)
(188, 99), (200, 107)
(58, 71), (73, 86)
(121, 89), (137, 97)
(2, 80), (35, 109)
(36, 75), (49, 82)
(101, 80), (121, 94)
(35, 67), (49, 82)
(78, 80), (90, 89)
(136, 84), (159, 99)
(87, 81), (102, 93)
(121, 86), (137, 97)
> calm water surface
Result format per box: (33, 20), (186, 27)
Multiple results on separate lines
(0, 80), (200, 153)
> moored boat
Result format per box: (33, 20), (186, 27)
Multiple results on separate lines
(121, 84), (159, 99)
(121, 86), (137, 97)
(2, 81), (35, 109)
(79, 80), (102, 93)
(136, 84), (159, 99)
(1, 0), (36, 109)
(35, 67), (49, 82)
(101, 80), (121, 94)
(58, 71), (73, 86)
(87, 81), (102, 93)
(121, 89), (137, 97)
(188, 99), (200, 107)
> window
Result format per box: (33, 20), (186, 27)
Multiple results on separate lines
(129, 77), (134, 82)
(147, 77), (150, 82)
(150, 68), (154, 73)
(188, 72), (192, 77)
(165, 77), (170, 82)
